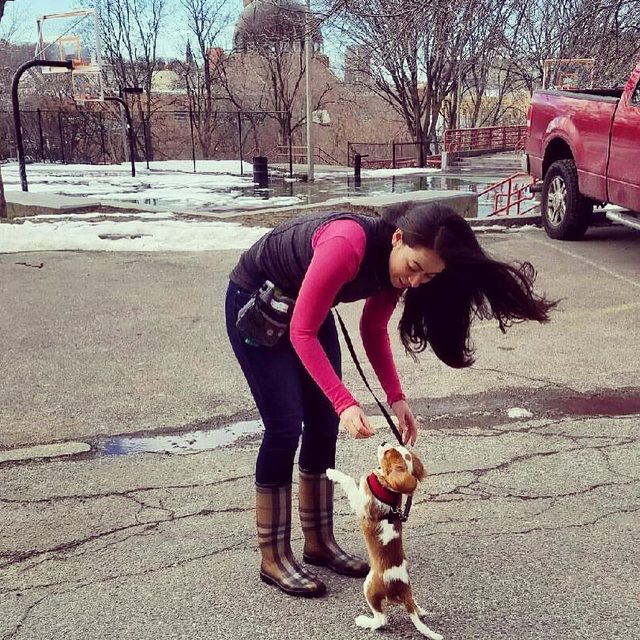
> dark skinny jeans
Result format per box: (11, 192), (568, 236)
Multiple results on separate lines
(225, 281), (341, 486)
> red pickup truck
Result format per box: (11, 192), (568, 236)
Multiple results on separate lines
(524, 61), (640, 239)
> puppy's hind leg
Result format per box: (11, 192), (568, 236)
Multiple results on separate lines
(355, 571), (387, 631)
(415, 603), (435, 618)
(406, 596), (443, 640)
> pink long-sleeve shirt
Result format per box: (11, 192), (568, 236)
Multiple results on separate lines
(289, 219), (405, 415)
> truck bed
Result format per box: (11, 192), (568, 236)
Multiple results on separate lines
(536, 88), (623, 103)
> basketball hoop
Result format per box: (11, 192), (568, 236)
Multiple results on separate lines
(71, 68), (105, 103)
(36, 10), (102, 76)
(35, 9), (104, 105)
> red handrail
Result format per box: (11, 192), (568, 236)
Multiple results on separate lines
(479, 172), (540, 217)
(444, 125), (528, 154)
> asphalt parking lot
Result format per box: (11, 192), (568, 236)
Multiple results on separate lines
(1, 223), (639, 639)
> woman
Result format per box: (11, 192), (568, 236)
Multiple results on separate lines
(225, 202), (555, 598)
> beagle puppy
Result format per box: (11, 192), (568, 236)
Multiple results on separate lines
(327, 442), (443, 639)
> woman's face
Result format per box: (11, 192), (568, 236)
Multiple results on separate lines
(388, 229), (446, 289)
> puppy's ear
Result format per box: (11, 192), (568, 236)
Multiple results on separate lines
(386, 464), (418, 495)
(411, 453), (426, 482)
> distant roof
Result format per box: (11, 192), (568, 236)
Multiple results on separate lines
(233, 0), (323, 51)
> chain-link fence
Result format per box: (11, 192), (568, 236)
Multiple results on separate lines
(0, 107), (288, 167)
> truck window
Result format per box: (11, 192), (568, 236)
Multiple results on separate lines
(632, 80), (640, 105)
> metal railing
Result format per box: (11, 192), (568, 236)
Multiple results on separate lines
(0, 107), (286, 168)
(444, 125), (528, 154)
(478, 172), (540, 216)
(272, 145), (343, 166)
(346, 140), (442, 169)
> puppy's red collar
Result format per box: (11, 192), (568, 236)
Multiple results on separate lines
(367, 472), (401, 508)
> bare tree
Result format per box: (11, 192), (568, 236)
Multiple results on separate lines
(0, 0), (27, 43)
(86, 0), (168, 162)
(178, 0), (230, 158)
(215, 4), (333, 155)
(503, 0), (640, 94)
(335, 0), (512, 164)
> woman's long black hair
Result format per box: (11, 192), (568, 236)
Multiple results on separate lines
(383, 202), (557, 368)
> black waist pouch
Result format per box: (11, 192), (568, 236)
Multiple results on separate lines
(236, 280), (295, 347)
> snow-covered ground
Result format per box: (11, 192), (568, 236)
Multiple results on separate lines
(2, 160), (442, 215)
(1, 160), (304, 213)
(0, 159), (444, 254)
(1, 212), (270, 253)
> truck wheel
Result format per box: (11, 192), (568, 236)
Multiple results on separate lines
(541, 159), (592, 240)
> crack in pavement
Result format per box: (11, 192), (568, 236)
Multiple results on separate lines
(411, 504), (640, 539)
(426, 436), (637, 486)
(0, 538), (248, 639)
(2, 593), (49, 640)
(0, 472), (252, 506)
(467, 367), (582, 393)
(0, 503), (251, 572)
(0, 537), (247, 605)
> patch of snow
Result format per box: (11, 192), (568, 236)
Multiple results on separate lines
(507, 407), (533, 419)
(0, 216), (269, 253)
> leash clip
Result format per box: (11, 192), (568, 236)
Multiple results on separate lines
(387, 498), (412, 523)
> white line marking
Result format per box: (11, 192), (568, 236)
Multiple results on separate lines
(531, 236), (640, 292)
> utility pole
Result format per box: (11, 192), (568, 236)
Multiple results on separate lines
(305, 0), (314, 181)
(456, 56), (463, 130)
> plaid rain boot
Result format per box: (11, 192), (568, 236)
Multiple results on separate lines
(298, 468), (369, 578)
(256, 483), (327, 597)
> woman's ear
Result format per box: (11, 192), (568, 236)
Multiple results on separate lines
(392, 228), (404, 247)
(386, 464), (418, 494)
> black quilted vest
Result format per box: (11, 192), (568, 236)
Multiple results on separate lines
(229, 211), (395, 303)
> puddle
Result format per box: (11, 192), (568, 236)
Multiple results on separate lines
(238, 174), (499, 217)
(98, 419), (263, 457)
(548, 394), (640, 416)
(114, 173), (500, 217)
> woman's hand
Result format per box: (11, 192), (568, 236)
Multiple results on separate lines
(339, 405), (375, 439)
(391, 399), (418, 446)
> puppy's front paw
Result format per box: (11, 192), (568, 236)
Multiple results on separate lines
(326, 468), (339, 482)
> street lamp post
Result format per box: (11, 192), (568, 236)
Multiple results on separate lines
(305, 0), (314, 181)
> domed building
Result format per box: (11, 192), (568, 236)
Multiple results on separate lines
(233, 0), (323, 52)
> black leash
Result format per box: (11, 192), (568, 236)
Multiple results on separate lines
(334, 309), (413, 522)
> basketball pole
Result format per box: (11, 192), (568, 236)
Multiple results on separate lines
(12, 59), (73, 192)
(105, 95), (137, 178)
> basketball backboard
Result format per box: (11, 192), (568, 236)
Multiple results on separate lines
(72, 71), (105, 104)
(35, 9), (104, 102)
(35, 9), (102, 73)
(542, 58), (595, 91)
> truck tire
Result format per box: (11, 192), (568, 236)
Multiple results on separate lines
(541, 159), (592, 240)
